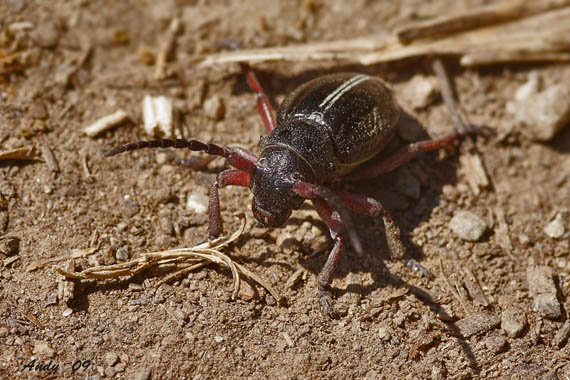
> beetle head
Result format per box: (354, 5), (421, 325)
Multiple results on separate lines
(251, 147), (313, 228)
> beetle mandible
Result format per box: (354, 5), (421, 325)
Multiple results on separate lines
(105, 67), (478, 317)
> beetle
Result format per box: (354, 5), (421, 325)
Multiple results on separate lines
(105, 67), (478, 317)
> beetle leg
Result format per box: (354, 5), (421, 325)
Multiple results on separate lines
(334, 190), (404, 259)
(241, 63), (278, 133)
(208, 169), (252, 238)
(345, 129), (476, 181)
(311, 196), (346, 318)
(230, 146), (258, 163)
(293, 182), (362, 254)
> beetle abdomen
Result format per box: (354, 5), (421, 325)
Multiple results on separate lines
(277, 73), (400, 168)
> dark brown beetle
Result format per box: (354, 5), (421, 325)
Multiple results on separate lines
(105, 68), (477, 317)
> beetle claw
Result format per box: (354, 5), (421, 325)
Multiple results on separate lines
(319, 287), (347, 319)
(319, 289), (338, 319)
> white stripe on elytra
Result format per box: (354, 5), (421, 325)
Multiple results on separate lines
(318, 74), (364, 109)
(319, 74), (370, 112)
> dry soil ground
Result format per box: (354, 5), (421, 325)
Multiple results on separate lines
(1, 0), (569, 379)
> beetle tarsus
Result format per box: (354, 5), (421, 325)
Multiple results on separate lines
(319, 287), (339, 319)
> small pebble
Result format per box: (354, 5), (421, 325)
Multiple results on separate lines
(62, 308), (73, 317)
(203, 95), (225, 121)
(214, 335), (224, 343)
(401, 74), (439, 110)
(483, 336), (507, 354)
(449, 210), (487, 241)
(518, 233), (531, 246)
(455, 311), (500, 338)
(500, 307), (527, 338)
(159, 217), (174, 236)
(136, 368), (152, 380)
(116, 247), (129, 260)
(507, 72), (570, 141)
(186, 192), (208, 214)
(104, 367), (117, 377)
(527, 265), (561, 319)
(33, 341), (55, 358)
(552, 320), (570, 348)
(378, 324), (391, 341)
(105, 352), (119, 367)
(237, 280), (257, 300)
(544, 213), (565, 239)
(0, 237), (19, 256)
(28, 99), (48, 119)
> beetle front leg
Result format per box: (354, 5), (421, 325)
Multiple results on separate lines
(208, 169), (251, 238)
(311, 196), (346, 318)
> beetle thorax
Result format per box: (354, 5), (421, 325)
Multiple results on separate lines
(251, 147), (313, 227)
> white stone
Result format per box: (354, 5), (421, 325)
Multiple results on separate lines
(186, 192), (208, 214)
(142, 95), (174, 138)
(544, 213), (565, 239)
(449, 210), (487, 241)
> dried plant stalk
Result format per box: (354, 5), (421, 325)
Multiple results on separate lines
(56, 213), (283, 304)
(199, 5), (570, 68)
(395, 0), (570, 43)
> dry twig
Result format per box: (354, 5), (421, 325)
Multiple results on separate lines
(40, 143), (59, 173)
(155, 18), (182, 80)
(199, 4), (570, 67)
(395, 0), (570, 43)
(0, 146), (39, 161)
(83, 109), (130, 137)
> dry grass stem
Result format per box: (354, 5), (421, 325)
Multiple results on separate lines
(155, 17), (182, 80)
(395, 0), (570, 43)
(56, 213), (283, 304)
(27, 246), (99, 272)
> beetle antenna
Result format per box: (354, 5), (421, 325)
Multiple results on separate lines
(105, 139), (256, 173)
(104, 139), (224, 157)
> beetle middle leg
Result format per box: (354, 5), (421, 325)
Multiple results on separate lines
(295, 182), (403, 316)
(311, 196), (346, 318)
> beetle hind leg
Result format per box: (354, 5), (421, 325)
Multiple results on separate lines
(241, 64), (278, 133)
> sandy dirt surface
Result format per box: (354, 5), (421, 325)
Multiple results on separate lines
(1, 1), (569, 379)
